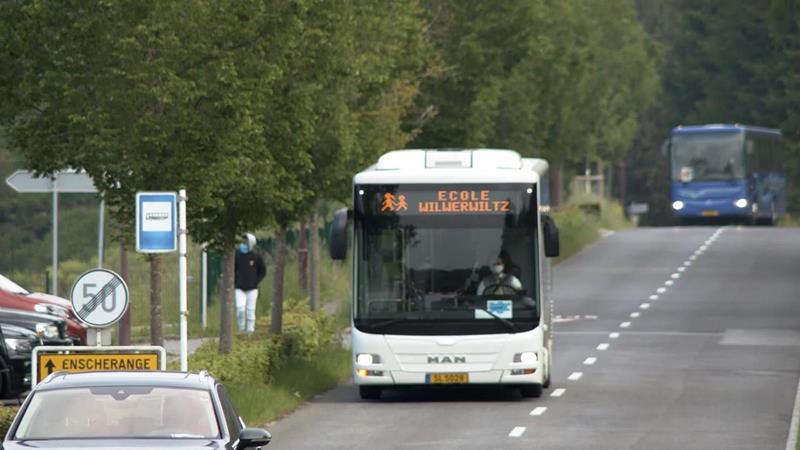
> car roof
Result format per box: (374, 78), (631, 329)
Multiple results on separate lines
(36, 370), (217, 391)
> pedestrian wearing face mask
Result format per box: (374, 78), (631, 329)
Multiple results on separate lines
(477, 252), (522, 295)
(234, 233), (267, 334)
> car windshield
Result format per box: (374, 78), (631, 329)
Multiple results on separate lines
(15, 386), (220, 440)
(354, 183), (539, 335)
(0, 274), (29, 295)
(671, 131), (745, 181)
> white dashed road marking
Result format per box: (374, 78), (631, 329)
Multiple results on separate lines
(509, 427), (526, 438)
(568, 372), (583, 381)
(609, 332), (620, 339)
(649, 294), (659, 300)
(657, 287), (667, 294)
(583, 357), (597, 365)
(671, 273), (680, 279)
(678, 267), (686, 272)
(640, 303), (650, 309)
(597, 343), (609, 351)
(620, 322), (631, 328)
(630, 312), (640, 318)
(665, 280), (674, 286)
(530, 407), (548, 416)
(551, 388), (566, 397)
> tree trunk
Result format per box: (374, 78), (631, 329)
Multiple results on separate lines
(148, 254), (163, 347)
(118, 244), (131, 345)
(309, 202), (321, 311)
(219, 247), (235, 354)
(270, 227), (287, 335)
(298, 221), (308, 298)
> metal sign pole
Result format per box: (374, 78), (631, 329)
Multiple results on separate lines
(98, 197), (105, 268)
(51, 178), (58, 295)
(201, 248), (208, 330)
(178, 189), (188, 372)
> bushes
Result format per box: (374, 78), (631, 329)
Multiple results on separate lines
(552, 195), (631, 262)
(0, 407), (18, 437)
(188, 300), (335, 384)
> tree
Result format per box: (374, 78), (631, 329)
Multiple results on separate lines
(0, 0), (314, 352)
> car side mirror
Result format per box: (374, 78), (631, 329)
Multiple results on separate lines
(542, 214), (560, 258)
(329, 208), (350, 261)
(237, 427), (272, 449)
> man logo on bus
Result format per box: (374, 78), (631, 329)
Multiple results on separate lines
(380, 193), (408, 212)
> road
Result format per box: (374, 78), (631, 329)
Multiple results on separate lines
(266, 227), (800, 450)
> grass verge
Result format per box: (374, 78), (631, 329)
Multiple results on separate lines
(226, 346), (351, 426)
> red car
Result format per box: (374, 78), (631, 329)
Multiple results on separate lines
(0, 275), (87, 345)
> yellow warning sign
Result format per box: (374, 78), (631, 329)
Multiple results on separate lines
(36, 351), (161, 383)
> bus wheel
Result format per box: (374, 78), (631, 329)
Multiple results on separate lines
(520, 384), (543, 398)
(359, 386), (382, 400)
(542, 350), (552, 389)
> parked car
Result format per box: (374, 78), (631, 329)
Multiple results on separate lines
(0, 276), (86, 345)
(0, 308), (73, 398)
(4, 371), (272, 449)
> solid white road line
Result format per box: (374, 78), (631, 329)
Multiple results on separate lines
(640, 303), (650, 309)
(551, 388), (566, 397)
(568, 372), (583, 381)
(630, 312), (640, 318)
(609, 332), (620, 339)
(509, 427), (526, 437)
(649, 294), (659, 300)
(597, 343), (609, 351)
(583, 357), (597, 365)
(530, 407), (548, 416)
(785, 375), (800, 450)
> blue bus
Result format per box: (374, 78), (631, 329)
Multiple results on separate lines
(668, 124), (786, 225)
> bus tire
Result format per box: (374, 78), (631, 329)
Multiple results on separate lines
(541, 348), (551, 389)
(519, 384), (543, 398)
(359, 386), (382, 400)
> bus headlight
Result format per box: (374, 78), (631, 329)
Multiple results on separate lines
(513, 352), (538, 364)
(734, 198), (748, 208)
(672, 200), (685, 211)
(356, 354), (381, 365)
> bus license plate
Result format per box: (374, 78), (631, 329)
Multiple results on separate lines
(701, 210), (720, 217)
(427, 373), (468, 384)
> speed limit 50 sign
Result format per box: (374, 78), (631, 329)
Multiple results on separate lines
(70, 269), (129, 328)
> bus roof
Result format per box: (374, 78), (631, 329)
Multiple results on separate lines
(672, 124), (782, 137)
(354, 149), (548, 185)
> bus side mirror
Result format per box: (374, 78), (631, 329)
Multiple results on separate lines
(542, 214), (560, 258)
(661, 138), (670, 157)
(329, 208), (350, 260)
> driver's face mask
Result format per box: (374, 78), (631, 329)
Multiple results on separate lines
(492, 263), (504, 274)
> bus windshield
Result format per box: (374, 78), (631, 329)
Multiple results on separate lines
(671, 131), (745, 182)
(353, 184), (539, 335)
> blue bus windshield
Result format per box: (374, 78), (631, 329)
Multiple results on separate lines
(671, 131), (744, 182)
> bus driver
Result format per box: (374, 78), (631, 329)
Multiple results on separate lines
(477, 253), (522, 295)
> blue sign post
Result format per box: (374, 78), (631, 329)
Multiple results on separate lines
(136, 192), (177, 253)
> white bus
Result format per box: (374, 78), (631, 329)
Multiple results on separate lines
(329, 149), (560, 400)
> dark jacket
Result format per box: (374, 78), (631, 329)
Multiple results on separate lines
(235, 250), (267, 290)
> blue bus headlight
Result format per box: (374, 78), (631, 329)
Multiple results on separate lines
(672, 200), (685, 211)
(734, 198), (748, 208)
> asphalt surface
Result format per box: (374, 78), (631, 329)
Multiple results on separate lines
(266, 227), (800, 450)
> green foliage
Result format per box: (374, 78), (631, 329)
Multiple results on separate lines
(0, 407), (17, 437)
(413, 0), (658, 165)
(226, 346), (351, 425)
(188, 300), (336, 383)
(552, 196), (632, 262)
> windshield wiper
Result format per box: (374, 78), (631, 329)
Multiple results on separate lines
(470, 307), (516, 332)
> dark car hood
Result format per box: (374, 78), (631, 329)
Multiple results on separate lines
(2, 439), (224, 449)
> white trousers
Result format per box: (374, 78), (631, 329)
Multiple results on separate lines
(235, 289), (258, 333)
